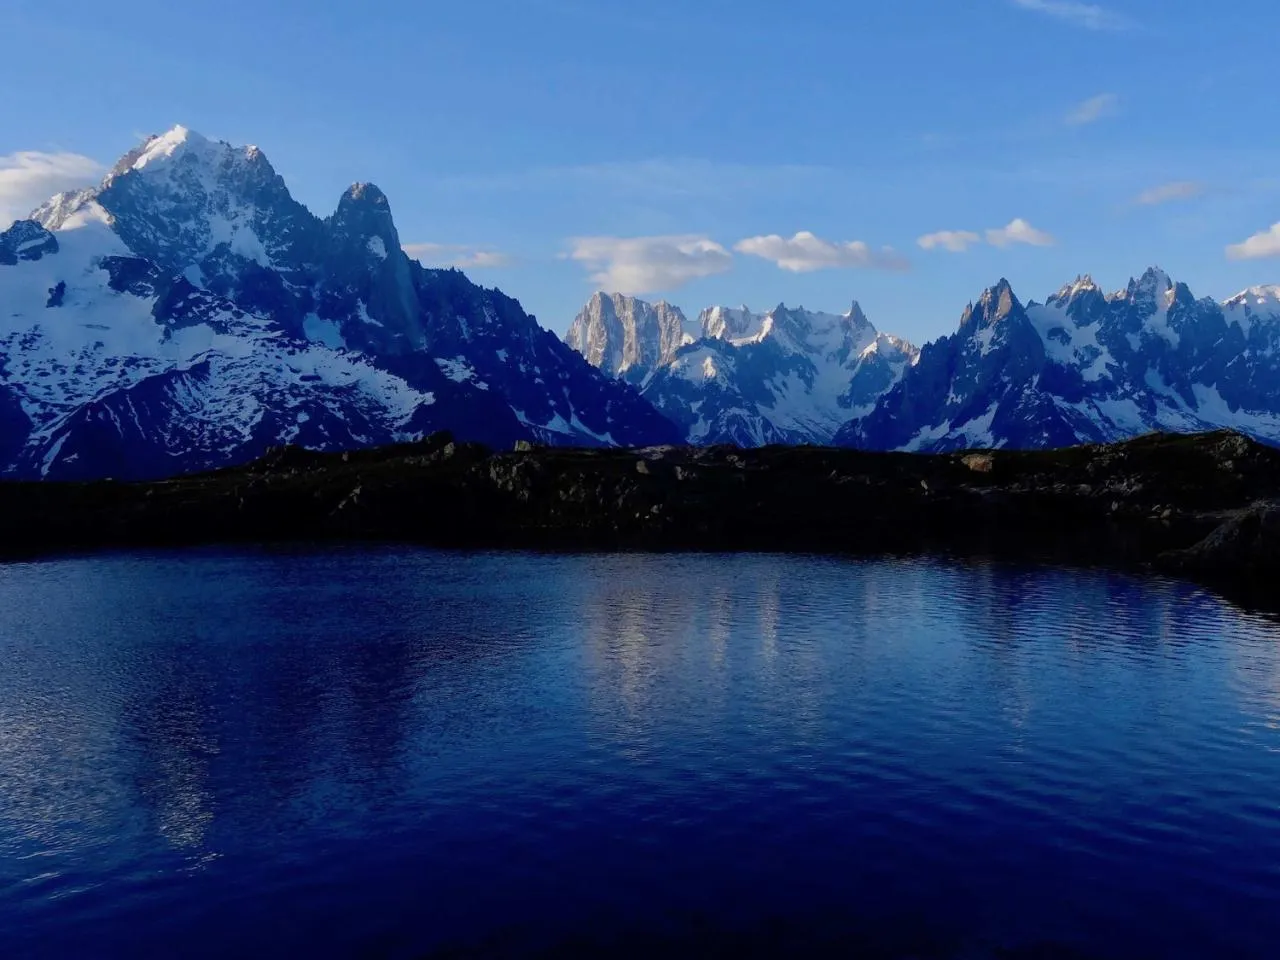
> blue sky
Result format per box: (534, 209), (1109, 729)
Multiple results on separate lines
(4, 0), (1280, 345)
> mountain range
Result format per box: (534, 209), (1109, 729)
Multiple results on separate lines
(0, 126), (677, 480)
(565, 274), (1280, 451)
(838, 271), (1280, 451)
(565, 293), (918, 446)
(4, 124), (1280, 481)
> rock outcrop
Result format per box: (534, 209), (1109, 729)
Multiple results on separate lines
(1, 430), (1278, 610)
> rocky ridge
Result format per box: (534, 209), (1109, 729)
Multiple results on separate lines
(567, 268), (1280, 453)
(1, 430), (1277, 611)
(836, 269), (1280, 451)
(567, 295), (918, 445)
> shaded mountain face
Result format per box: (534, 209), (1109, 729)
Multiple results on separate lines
(0, 220), (59, 265)
(3, 126), (677, 479)
(0, 215), (451, 481)
(566, 295), (918, 445)
(835, 270), (1280, 451)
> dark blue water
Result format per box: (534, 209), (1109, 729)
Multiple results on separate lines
(0, 549), (1278, 959)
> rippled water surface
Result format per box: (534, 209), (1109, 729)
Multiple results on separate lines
(1, 549), (1278, 958)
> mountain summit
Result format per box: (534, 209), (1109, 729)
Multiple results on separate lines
(564, 293), (697, 383)
(0, 126), (678, 479)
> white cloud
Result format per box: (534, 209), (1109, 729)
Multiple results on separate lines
(403, 243), (513, 269)
(0, 150), (102, 228)
(1226, 224), (1280, 261)
(986, 218), (1056, 248)
(1133, 181), (1204, 206)
(1011, 0), (1130, 30)
(567, 235), (733, 293)
(918, 230), (982, 253)
(734, 231), (909, 273)
(1066, 93), (1120, 126)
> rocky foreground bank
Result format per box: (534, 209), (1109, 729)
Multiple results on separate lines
(1, 430), (1278, 609)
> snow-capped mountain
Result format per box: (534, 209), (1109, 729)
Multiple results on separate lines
(566, 295), (918, 446)
(0, 212), (487, 480)
(1, 126), (677, 479)
(835, 268), (1280, 451)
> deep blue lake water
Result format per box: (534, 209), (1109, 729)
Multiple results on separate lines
(0, 549), (1278, 958)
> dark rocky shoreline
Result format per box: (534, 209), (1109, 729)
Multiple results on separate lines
(1, 430), (1278, 611)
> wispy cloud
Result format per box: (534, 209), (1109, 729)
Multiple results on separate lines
(1066, 93), (1120, 126)
(917, 230), (982, 253)
(919, 221), (1055, 252)
(734, 231), (909, 273)
(567, 235), (733, 293)
(0, 150), (102, 228)
(1132, 181), (1204, 206)
(403, 243), (513, 269)
(986, 218), (1056, 247)
(1226, 223), (1280, 261)
(1011, 0), (1130, 31)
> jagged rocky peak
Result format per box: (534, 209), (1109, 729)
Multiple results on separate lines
(699, 304), (760, 341)
(839, 301), (882, 344)
(1048, 274), (1100, 303)
(963, 278), (1022, 328)
(1123, 266), (1175, 304)
(1043, 274), (1108, 322)
(697, 301), (852, 347)
(333, 183), (394, 231)
(755, 302), (799, 342)
(986, 278), (1019, 312)
(0, 220), (58, 264)
(341, 181), (387, 204)
(564, 292), (693, 380)
(327, 182), (405, 265)
(695, 300), (889, 361)
(847, 300), (872, 327)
